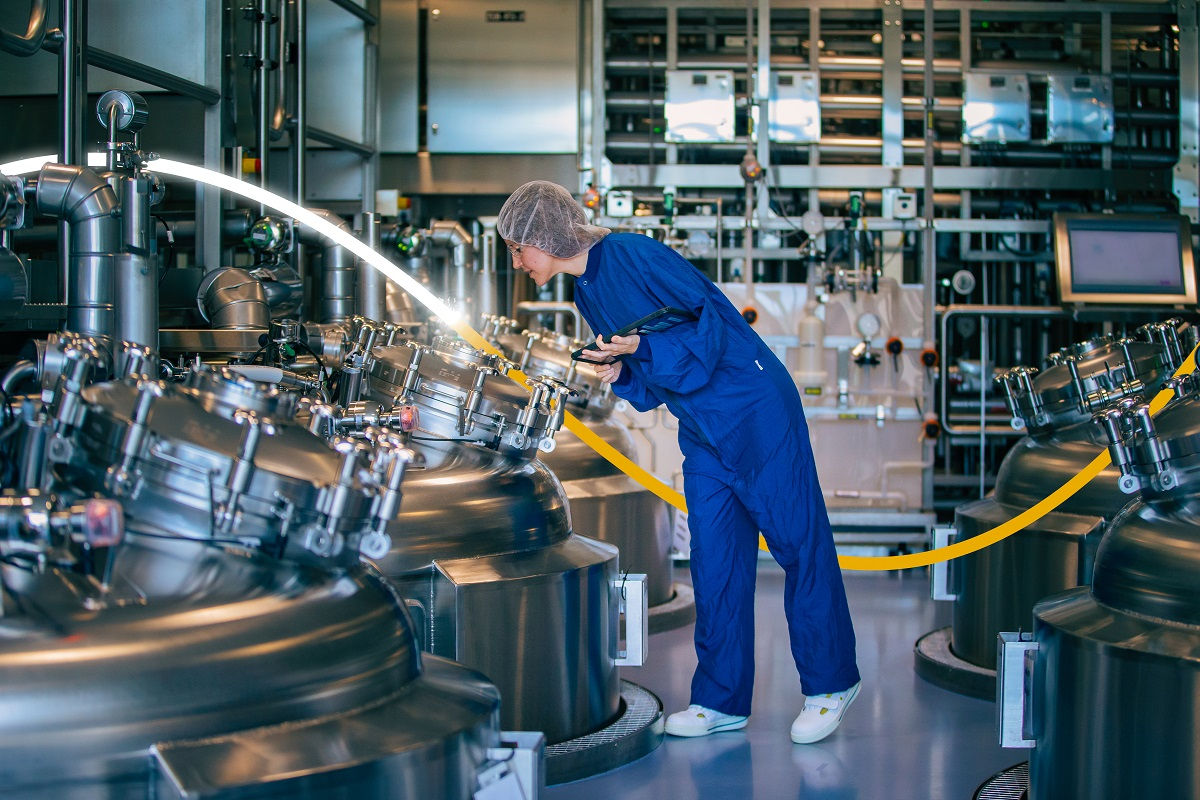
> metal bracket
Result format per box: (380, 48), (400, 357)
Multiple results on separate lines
(997, 631), (1038, 748)
(929, 526), (958, 601)
(613, 573), (648, 667)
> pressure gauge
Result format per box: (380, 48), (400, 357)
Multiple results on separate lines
(856, 312), (881, 339)
(801, 209), (826, 237)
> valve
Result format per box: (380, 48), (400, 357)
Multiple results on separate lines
(886, 337), (904, 370)
(922, 415), (941, 440)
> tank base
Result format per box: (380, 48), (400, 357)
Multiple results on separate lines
(913, 627), (996, 701)
(546, 680), (664, 785)
(972, 762), (1028, 800)
(648, 582), (696, 634)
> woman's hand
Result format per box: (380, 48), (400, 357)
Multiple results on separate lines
(595, 333), (640, 356)
(593, 360), (623, 384)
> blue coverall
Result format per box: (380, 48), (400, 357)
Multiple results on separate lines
(574, 233), (860, 716)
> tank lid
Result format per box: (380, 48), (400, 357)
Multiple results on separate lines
(1095, 385), (1200, 498)
(1091, 499), (1200, 625)
(997, 336), (1172, 435)
(180, 363), (297, 420)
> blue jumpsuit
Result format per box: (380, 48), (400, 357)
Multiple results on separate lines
(574, 233), (860, 716)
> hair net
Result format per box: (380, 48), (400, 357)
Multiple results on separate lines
(497, 180), (610, 259)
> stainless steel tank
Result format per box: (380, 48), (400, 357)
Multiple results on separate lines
(485, 316), (687, 629)
(0, 340), (519, 799)
(998, 375), (1200, 800)
(916, 325), (1184, 698)
(337, 328), (661, 780)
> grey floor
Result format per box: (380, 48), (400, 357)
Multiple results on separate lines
(546, 563), (1019, 800)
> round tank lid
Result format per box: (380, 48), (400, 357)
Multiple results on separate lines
(1092, 499), (1200, 625)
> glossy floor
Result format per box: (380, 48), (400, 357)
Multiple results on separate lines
(546, 565), (1019, 800)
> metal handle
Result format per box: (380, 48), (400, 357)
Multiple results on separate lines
(613, 574), (648, 667)
(997, 632), (1038, 748)
(930, 526), (957, 601)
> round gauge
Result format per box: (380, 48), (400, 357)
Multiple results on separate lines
(951, 269), (977, 296)
(856, 312), (881, 339)
(801, 209), (826, 237)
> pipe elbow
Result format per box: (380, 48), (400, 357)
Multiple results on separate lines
(35, 163), (118, 226)
(0, 0), (48, 57)
(429, 220), (473, 248)
(1, 359), (37, 396)
(301, 208), (351, 244)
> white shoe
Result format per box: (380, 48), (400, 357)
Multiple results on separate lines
(664, 704), (749, 737)
(790, 681), (861, 744)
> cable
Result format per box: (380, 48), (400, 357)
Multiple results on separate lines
(153, 214), (176, 281)
(997, 232), (1048, 260)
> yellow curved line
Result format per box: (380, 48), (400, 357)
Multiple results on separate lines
(838, 346), (1194, 570)
(453, 317), (1195, 573)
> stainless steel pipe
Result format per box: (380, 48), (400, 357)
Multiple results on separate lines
(35, 163), (119, 353)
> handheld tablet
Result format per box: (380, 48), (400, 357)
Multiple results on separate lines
(571, 306), (698, 364)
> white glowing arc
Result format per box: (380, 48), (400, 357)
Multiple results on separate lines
(0, 153), (481, 346)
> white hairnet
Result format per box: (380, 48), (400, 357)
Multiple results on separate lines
(497, 180), (610, 259)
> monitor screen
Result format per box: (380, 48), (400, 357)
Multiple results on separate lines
(1054, 213), (1197, 305)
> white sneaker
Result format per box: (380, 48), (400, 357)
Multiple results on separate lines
(790, 681), (861, 744)
(664, 704), (749, 737)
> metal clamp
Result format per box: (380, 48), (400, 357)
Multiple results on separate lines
(997, 631), (1038, 748)
(929, 526), (957, 601)
(484, 731), (545, 800)
(613, 573), (648, 667)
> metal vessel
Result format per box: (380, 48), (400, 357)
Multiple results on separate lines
(997, 373), (1200, 799)
(336, 325), (661, 781)
(0, 339), (534, 799)
(915, 324), (1185, 698)
(485, 315), (692, 630)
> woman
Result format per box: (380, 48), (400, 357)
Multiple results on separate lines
(497, 180), (861, 744)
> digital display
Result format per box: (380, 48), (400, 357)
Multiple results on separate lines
(1068, 224), (1184, 293)
(1054, 213), (1197, 306)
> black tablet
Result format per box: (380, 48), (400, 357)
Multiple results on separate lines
(571, 306), (698, 364)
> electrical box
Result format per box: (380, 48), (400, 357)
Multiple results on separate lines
(962, 72), (1031, 144)
(893, 192), (918, 220)
(769, 70), (821, 144)
(665, 70), (735, 143)
(1046, 74), (1114, 144)
(606, 190), (634, 217)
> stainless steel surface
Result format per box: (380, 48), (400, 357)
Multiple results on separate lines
(362, 434), (623, 744)
(307, 0), (367, 145)
(113, 172), (158, 354)
(1, 351), (514, 798)
(159, 327), (270, 353)
(1031, 580), (1200, 800)
(664, 70), (735, 143)
(0, 533), (501, 798)
(366, 335), (564, 458)
(36, 163), (119, 352)
(359, 210), (385, 320)
(196, 267), (272, 330)
(962, 72), (1030, 143)
(1046, 73), (1114, 143)
(377, 0), (419, 153)
(424, 0), (578, 153)
(310, 208), (356, 323)
(1022, 385), (1200, 798)
(543, 424), (674, 607)
(943, 331), (1178, 672)
(490, 323), (677, 608)
(350, 331), (626, 745)
(995, 633), (1036, 748)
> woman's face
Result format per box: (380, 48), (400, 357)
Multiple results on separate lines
(507, 242), (557, 287)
